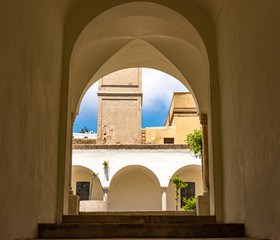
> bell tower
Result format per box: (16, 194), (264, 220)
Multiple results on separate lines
(97, 68), (142, 144)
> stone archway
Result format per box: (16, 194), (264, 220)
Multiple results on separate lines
(58, 0), (222, 221)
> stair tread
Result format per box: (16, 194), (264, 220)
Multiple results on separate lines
(78, 211), (197, 216)
(37, 236), (247, 239)
(40, 223), (242, 226)
(38, 222), (244, 238)
(62, 215), (216, 224)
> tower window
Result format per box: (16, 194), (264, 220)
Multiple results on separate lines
(164, 138), (174, 144)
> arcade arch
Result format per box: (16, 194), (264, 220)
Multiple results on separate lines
(108, 165), (161, 211)
(72, 165), (103, 201)
(167, 165), (203, 211)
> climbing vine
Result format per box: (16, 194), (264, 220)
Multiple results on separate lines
(169, 176), (188, 211)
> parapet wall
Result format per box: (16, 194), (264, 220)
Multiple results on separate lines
(73, 143), (188, 150)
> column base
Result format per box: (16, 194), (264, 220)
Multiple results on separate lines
(196, 195), (210, 216)
(68, 194), (80, 215)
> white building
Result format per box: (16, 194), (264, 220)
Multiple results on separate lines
(72, 145), (202, 212)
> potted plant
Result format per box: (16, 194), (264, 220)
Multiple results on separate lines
(102, 161), (109, 168)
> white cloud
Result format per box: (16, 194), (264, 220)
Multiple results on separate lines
(78, 82), (98, 114)
(142, 68), (188, 110)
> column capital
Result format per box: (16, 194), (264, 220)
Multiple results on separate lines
(199, 113), (207, 126)
(161, 187), (167, 193)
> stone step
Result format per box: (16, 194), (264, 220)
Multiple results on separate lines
(63, 215), (216, 224)
(79, 211), (196, 216)
(38, 223), (244, 239)
(31, 238), (262, 240)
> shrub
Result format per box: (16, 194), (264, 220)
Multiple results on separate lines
(182, 196), (197, 211)
(185, 129), (202, 158)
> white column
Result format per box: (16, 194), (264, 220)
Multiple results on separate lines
(103, 188), (108, 201)
(161, 187), (167, 211)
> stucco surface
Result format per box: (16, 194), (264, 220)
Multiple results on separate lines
(172, 117), (201, 144)
(216, 1), (280, 239)
(0, 1), (63, 240)
(145, 127), (176, 144)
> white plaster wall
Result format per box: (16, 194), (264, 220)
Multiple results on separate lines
(216, 1), (280, 239)
(72, 149), (202, 188)
(0, 1), (63, 240)
(108, 170), (162, 211)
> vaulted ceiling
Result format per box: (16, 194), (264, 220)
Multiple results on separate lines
(59, 0), (225, 25)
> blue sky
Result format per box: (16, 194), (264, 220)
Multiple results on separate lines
(73, 68), (188, 133)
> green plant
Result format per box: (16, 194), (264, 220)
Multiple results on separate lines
(169, 176), (188, 211)
(182, 196), (197, 211)
(102, 161), (109, 167)
(185, 129), (202, 158)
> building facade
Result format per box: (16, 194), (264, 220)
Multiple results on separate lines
(144, 92), (201, 144)
(72, 146), (202, 212)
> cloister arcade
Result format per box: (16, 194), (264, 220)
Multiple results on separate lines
(72, 161), (202, 211)
(2, 1), (279, 239)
